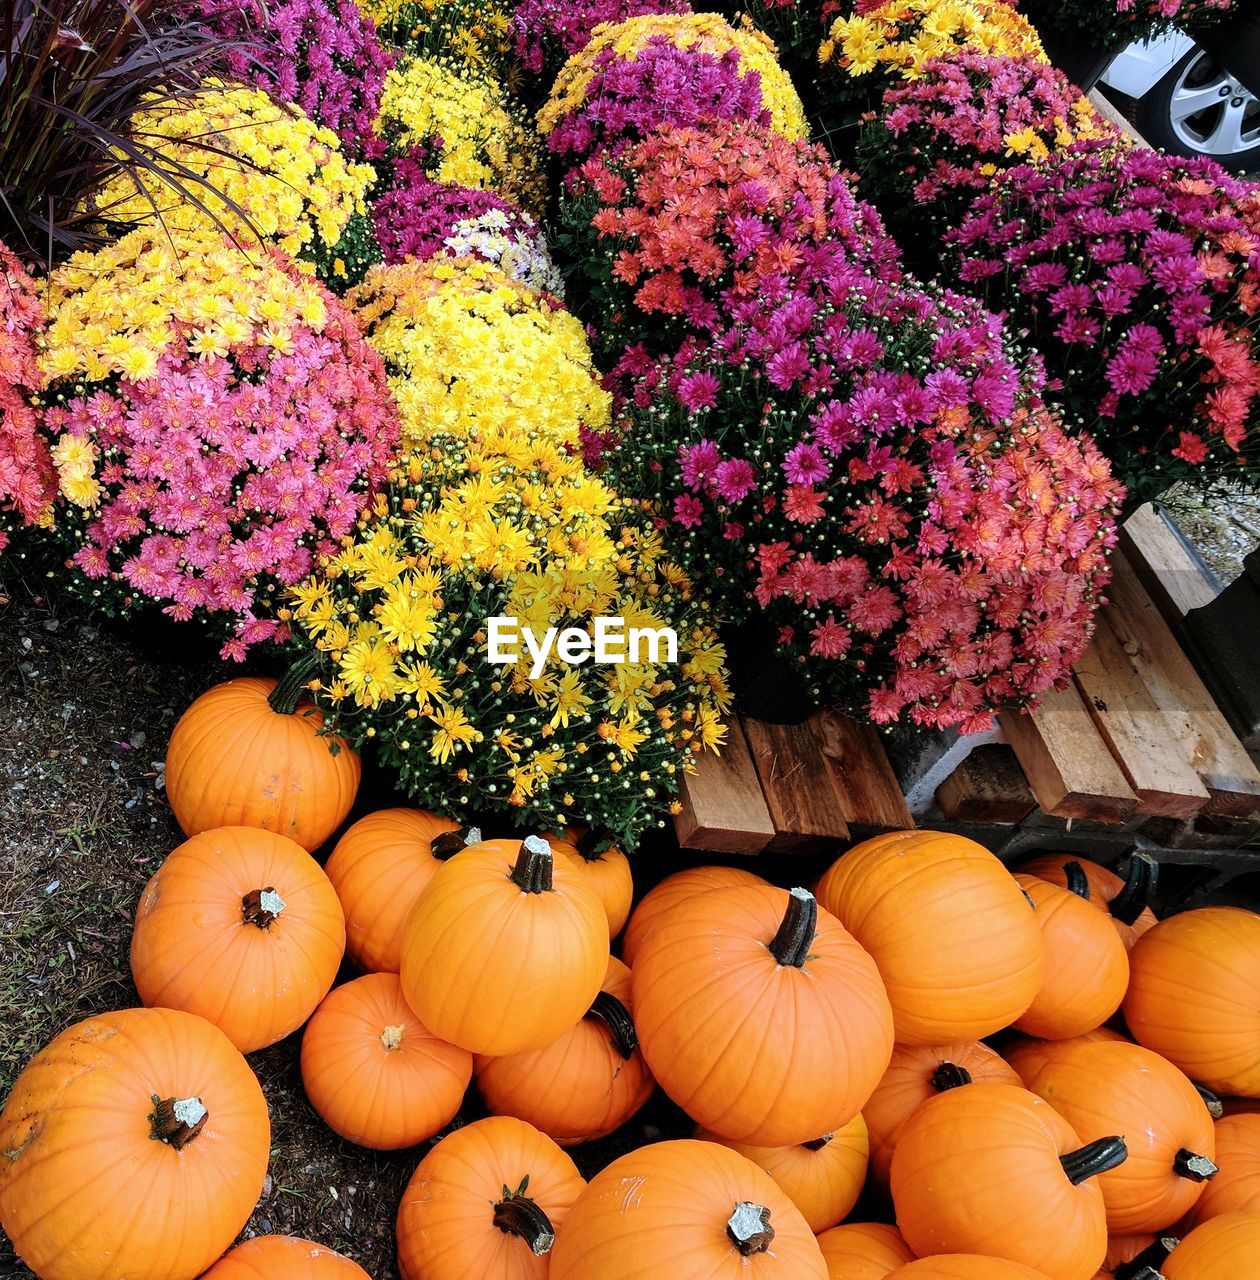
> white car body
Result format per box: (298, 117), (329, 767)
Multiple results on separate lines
(1100, 31), (1195, 99)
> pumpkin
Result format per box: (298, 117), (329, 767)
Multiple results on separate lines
(1162, 1211), (1260, 1278)
(815, 831), (1043, 1044)
(1021, 1040), (1218, 1233)
(890, 1083), (1125, 1280)
(165, 674), (359, 851)
(324, 808), (464, 972)
(131, 826), (346, 1053)
(1004, 1029), (1131, 1086)
(633, 885), (894, 1145)
(549, 1139), (828, 1278)
(620, 864), (766, 966)
(1013, 876), (1130, 1041)
(400, 836), (608, 1056)
(300, 972), (472, 1149)
(550, 827), (634, 940)
(475, 956), (653, 1145)
(0, 1007), (269, 1280)
(1184, 1114), (1260, 1226)
(816, 1223), (916, 1279)
(1017, 854), (1159, 951)
(886, 1261), (1056, 1280)
(863, 1041), (1023, 1181)
(395, 1115), (584, 1280)
(1093, 1236), (1173, 1279)
(201, 1236), (370, 1278)
(1124, 907), (1260, 1097)
(695, 1112), (869, 1233)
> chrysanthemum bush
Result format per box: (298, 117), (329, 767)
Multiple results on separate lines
(284, 429), (730, 848)
(511, 0), (688, 81)
(38, 227), (400, 658)
(947, 143), (1260, 501)
(358, 0), (514, 70)
(1020, 0), (1238, 48)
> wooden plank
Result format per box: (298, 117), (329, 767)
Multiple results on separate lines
(935, 744), (1036, 825)
(1073, 622), (1211, 819)
(814, 711), (913, 834)
(1000, 686), (1138, 823)
(1104, 555), (1260, 820)
(674, 716), (775, 855)
(743, 717), (850, 854)
(1088, 88), (1155, 150)
(1120, 504), (1219, 624)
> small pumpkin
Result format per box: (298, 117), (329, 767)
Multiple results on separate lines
(301, 973), (472, 1150)
(324, 808), (464, 972)
(0, 1008), (269, 1280)
(201, 1236), (370, 1278)
(815, 831), (1043, 1044)
(1004, 1029), (1131, 1086)
(816, 1223), (916, 1280)
(1013, 875), (1130, 1041)
(633, 885), (894, 1145)
(131, 826), (346, 1053)
(475, 956), (653, 1145)
(695, 1112), (869, 1233)
(549, 1139), (828, 1278)
(863, 1041), (1023, 1181)
(1184, 1114), (1260, 1227)
(1018, 854), (1159, 951)
(890, 1083), (1125, 1280)
(396, 1115), (584, 1280)
(886, 1261), (1056, 1280)
(550, 827), (634, 940)
(1162, 1211), (1260, 1278)
(165, 673), (359, 851)
(620, 864), (766, 966)
(1124, 907), (1260, 1097)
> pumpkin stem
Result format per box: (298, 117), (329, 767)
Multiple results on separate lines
(1113, 1237), (1178, 1280)
(509, 836), (553, 894)
(1063, 861), (1091, 900)
(492, 1180), (555, 1256)
(801, 1134), (833, 1152)
(576, 828), (613, 860)
(149, 1095), (207, 1150)
(1060, 1135), (1128, 1185)
(242, 887), (285, 929)
(380, 1024), (405, 1051)
(584, 991), (637, 1060)
(267, 653), (321, 716)
(1110, 853), (1158, 926)
(768, 888), (816, 968)
(430, 826), (480, 860)
(931, 1061), (973, 1091)
(726, 1202), (774, 1255)
(1194, 1083), (1224, 1119)
(1173, 1148), (1218, 1182)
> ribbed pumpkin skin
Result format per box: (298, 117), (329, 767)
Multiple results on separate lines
(400, 839), (608, 1056)
(549, 1139), (828, 1279)
(632, 884), (894, 1146)
(324, 808), (460, 973)
(620, 865), (766, 966)
(395, 1116), (584, 1280)
(131, 827), (346, 1053)
(1004, 1028), (1130, 1086)
(1162, 1211), (1260, 1278)
(696, 1113), (869, 1233)
(887, 1260), (1055, 1280)
(815, 831), (1043, 1044)
(475, 957), (653, 1145)
(165, 677), (360, 851)
(864, 1041), (1022, 1181)
(1124, 908), (1260, 1097)
(1094, 1236), (1157, 1278)
(1017, 855), (1157, 950)
(890, 1084), (1109, 1280)
(1185, 1114), (1260, 1226)
(551, 830), (635, 940)
(816, 1223), (916, 1279)
(201, 1236), (370, 1278)
(1013, 876), (1129, 1041)
(1022, 1041), (1215, 1232)
(0, 1008), (269, 1280)
(301, 973), (472, 1150)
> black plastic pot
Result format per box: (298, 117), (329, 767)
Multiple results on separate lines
(723, 620), (819, 725)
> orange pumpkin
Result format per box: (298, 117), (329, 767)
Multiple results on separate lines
(1013, 876), (1130, 1041)
(1092, 1236), (1171, 1279)
(549, 1139), (828, 1278)
(1004, 1028), (1130, 1086)
(887, 1261), (1056, 1280)
(1124, 908), (1260, 1097)
(633, 885), (894, 1145)
(1184, 1114), (1260, 1226)
(324, 808), (464, 972)
(1021, 1040), (1217, 1233)
(1162, 1211), (1260, 1278)
(620, 864), (766, 966)
(695, 1112), (869, 1233)
(131, 826), (346, 1053)
(816, 1223), (916, 1279)
(300, 973), (472, 1149)
(475, 956), (653, 1145)
(815, 831), (1043, 1044)
(890, 1083), (1124, 1280)
(165, 674), (359, 851)
(550, 828), (634, 940)
(863, 1041), (1023, 1181)
(201, 1236), (369, 1278)
(0, 1008), (269, 1280)
(395, 1115), (584, 1280)
(400, 836), (608, 1056)
(1017, 854), (1158, 951)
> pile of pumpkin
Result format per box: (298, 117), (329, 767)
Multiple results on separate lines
(1, 676), (1258, 1280)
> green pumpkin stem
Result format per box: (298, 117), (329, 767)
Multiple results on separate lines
(1194, 1083), (1224, 1119)
(584, 991), (638, 1059)
(726, 1202), (775, 1255)
(931, 1062), (973, 1092)
(267, 654), (321, 715)
(510, 836), (553, 894)
(801, 1135), (833, 1152)
(1110, 853), (1158, 926)
(430, 826), (480, 861)
(1113, 1237), (1178, 1280)
(1061, 1135), (1128, 1185)
(242, 887), (285, 929)
(149, 1095), (207, 1150)
(492, 1180), (555, 1256)
(769, 888), (817, 968)
(1173, 1148), (1218, 1182)
(1063, 861), (1091, 900)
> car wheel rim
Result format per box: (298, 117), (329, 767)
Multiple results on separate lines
(1168, 50), (1260, 156)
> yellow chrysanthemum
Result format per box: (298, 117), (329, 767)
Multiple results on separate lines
(360, 0), (514, 72)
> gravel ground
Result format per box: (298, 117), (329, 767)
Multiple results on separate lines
(1162, 484), (1260, 586)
